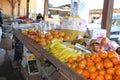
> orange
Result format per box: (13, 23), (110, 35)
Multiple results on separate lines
(80, 59), (87, 65)
(115, 68), (120, 75)
(96, 62), (104, 70)
(67, 57), (74, 63)
(74, 67), (83, 74)
(82, 70), (90, 79)
(115, 65), (120, 69)
(99, 51), (108, 59)
(85, 54), (91, 59)
(94, 56), (102, 63)
(91, 52), (97, 61)
(106, 68), (115, 75)
(90, 72), (98, 80)
(88, 65), (96, 73)
(78, 63), (86, 69)
(110, 57), (119, 65)
(114, 75), (120, 80)
(98, 69), (106, 75)
(87, 60), (94, 66)
(104, 73), (112, 80)
(108, 51), (116, 58)
(103, 59), (113, 68)
(95, 74), (104, 80)
(76, 56), (83, 63)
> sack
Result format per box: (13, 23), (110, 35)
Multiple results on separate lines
(60, 16), (87, 41)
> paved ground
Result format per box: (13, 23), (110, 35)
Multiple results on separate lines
(0, 35), (24, 80)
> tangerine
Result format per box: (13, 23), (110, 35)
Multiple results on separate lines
(82, 70), (90, 79)
(106, 68), (115, 75)
(104, 73), (112, 80)
(88, 65), (96, 73)
(95, 74), (104, 80)
(96, 62), (104, 70)
(110, 57), (119, 65)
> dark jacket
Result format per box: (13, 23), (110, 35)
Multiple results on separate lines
(0, 11), (3, 27)
(36, 13), (43, 20)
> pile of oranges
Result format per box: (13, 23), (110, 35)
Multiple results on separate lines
(23, 29), (70, 46)
(67, 50), (120, 80)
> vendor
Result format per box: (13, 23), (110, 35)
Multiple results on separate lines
(36, 13), (43, 20)
(0, 8), (3, 28)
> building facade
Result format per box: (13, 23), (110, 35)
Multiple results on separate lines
(0, 0), (36, 17)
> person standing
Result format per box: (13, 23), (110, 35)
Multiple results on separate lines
(0, 8), (3, 41)
(36, 13), (43, 20)
(0, 8), (3, 28)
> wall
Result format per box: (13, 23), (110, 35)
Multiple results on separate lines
(0, 0), (36, 17)
(0, 0), (12, 15)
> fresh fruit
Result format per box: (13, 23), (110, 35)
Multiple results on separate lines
(88, 65), (96, 73)
(67, 57), (74, 63)
(95, 74), (104, 80)
(104, 73), (112, 80)
(104, 59), (113, 68)
(78, 63), (86, 69)
(108, 51), (116, 58)
(76, 56), (83, 63)
(98, 51), (108, 58)
(96, 62), (104, 70)
(106, 68), (115, 75)
(82, 70), (90, 79)
(93, 56), (102, 63)
(110, 57), (119, 65)
(90, 72), (98, 80)
(115, 68), (120, 75)
(98, 69), (106, 75)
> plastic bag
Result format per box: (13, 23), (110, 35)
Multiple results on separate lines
(60, 16), (87, 41)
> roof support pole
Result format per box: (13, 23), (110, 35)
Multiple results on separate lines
(102, 0), (114, 38)
(43, 0), (48, 21)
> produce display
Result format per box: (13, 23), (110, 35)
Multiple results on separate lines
(21, 27), (120, 80)
(46, 39), (82, 62)
(21, 27), (70, 46)
(66, 50), (120, 80)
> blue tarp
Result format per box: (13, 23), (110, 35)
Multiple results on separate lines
(112, 14), (120, 19)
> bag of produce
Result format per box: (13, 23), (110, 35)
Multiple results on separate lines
(60, 16), (87, 41)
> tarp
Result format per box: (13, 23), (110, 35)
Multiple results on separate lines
(112, 14), (120, 19)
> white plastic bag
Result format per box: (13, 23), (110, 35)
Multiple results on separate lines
(60, 17), (87, 31)
(60, 16), (87, 41)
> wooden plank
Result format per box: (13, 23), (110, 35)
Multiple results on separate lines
(13, 29), (85, 80)
(101, 0), (114, 38)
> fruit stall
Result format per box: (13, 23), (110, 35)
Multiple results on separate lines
(13, 19), (120, 80)
(13, 28), (85, 80)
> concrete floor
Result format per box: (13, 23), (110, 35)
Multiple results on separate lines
(0, 36), (24, 80)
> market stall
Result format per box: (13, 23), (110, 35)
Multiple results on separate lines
(13, 17), (120, 80)
(13, 28), (85, 80)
